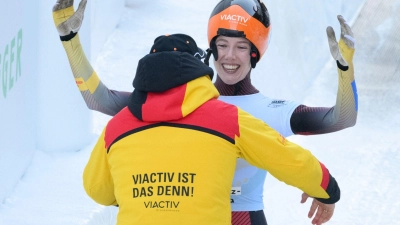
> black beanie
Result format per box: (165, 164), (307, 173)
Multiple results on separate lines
(132, 34), (214, 92)
(150, 34), (206, 60)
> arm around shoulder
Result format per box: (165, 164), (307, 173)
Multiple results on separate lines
(236, 109), (341, 204)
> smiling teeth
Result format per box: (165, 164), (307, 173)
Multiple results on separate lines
(223, 64), (239, 70)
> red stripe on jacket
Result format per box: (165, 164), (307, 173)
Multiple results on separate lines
(319, 162), (330, 190)
(142, 85), (186, 121)
(104, 99), (240, 150)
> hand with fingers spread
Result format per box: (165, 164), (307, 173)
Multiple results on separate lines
(326, 15), (355, 67)
(52, 0), (87, 38)
(301, 193), (335, 225)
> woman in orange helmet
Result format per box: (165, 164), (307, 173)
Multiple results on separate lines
(203, 1), (356, 224)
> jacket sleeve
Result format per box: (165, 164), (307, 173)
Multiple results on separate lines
(236, 108), (340, 204)
(290, 39), (357, 135)
(83, 129), (117, 206)
(53, 5), (130, 116)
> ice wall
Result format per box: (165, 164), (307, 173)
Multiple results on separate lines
(0, 0), (124, 204)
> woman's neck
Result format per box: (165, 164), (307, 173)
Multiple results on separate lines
(214, 71), (259, 96)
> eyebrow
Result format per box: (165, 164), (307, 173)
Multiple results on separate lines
(216, 38), (250, 45)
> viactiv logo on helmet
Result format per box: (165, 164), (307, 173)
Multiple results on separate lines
(220, 14), (249, 26)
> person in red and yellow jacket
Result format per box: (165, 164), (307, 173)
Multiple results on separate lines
(83, 33), (340, 225)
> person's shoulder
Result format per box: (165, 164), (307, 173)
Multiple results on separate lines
(201, 98), (240, 112)
(106, 107), (142, 132)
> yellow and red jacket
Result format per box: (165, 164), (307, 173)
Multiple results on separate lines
(83, 50), (339, 225)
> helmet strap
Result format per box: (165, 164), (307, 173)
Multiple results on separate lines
(204, 37), (218, 66)
(204, 48), (213, 66)
(250, 45), (259, 69)
(210, 38), (218, 61)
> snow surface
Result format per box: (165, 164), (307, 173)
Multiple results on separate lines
(1, 0), (400, 224)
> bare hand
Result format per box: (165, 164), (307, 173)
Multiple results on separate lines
(301, 193), (335, 225)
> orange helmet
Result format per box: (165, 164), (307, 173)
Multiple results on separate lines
(206, 0), (271, 68)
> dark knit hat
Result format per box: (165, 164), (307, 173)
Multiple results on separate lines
(150, 34), (206, 60)
(132, 33), (214, 93)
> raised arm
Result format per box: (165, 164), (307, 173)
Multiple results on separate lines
(290, 15), (358, 135)
(52, 0), (130, 116)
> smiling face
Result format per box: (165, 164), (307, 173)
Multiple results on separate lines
(213, 36), (252, 85)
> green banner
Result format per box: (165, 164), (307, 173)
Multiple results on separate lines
(1, 28), (23, 98)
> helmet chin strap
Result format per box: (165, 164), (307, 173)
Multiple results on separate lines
(250, 44), (259, 68)
(204, 48), (213, 66)
(204, 38), (218, 66)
